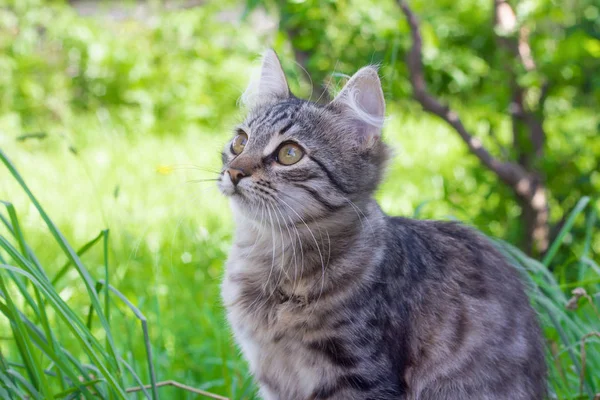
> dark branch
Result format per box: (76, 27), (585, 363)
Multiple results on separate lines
(398, 0), (529, 190)
(494, 0), (546, 162)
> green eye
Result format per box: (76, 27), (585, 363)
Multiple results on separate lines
(231, 132), (248, 155)
(277, 143), (304, 166)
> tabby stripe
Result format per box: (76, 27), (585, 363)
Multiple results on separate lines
(309, 156), (351, 194)
(279, 121), (294, 134)
(298, 184), (345, 212)
(270, 112), (290, 126)
(247, 115), (259, 127)
(262, 105), (279, 121)
(338, 374), (377, 392)
(310, 382), (339, 400)
(310, 374), (379, 399)
(450, 305), (468, 352)
(284, 172), (319, 182)
(307, 337), (359, 367)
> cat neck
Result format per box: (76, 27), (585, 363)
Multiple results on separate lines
(232, 197), (385, 247)
(228, 198), (387, 299)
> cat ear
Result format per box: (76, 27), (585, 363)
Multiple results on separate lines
(329, 66), (385, 147)
(241, 49), (290, 107)
(258, 49), (290, 98)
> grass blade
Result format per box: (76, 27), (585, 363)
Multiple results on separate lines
(0, 149), (123, 387)
(6, 368), (44, 400)
(0, 368), (27, 399)
(0, 294), (99, 398)
(51, 231), (104, 287)
(0, 273), (50, 398)
(0, 264), (128, 399)
(543, 197), (590, 267)
(578, 207), (597, 282)
(2, 201), (67, 391)
(53, 379), (105, 399)
(98, 280), (159, 400)
(103, 230), (110, 338)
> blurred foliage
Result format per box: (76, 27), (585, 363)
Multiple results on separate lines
(0, 0), (264, 140)
(0, 0), (598, 398)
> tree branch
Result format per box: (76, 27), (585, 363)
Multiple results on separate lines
(398, 0), (528, 190)
(494, 0), (546, 162)
(398, 0), (551, 254)
(125, 380), (230, 400)
(494, 0), (535, 70)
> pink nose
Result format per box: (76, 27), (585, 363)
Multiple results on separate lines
(227, 168), (247, 186)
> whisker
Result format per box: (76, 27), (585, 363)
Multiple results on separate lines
(245, 197), (266, 258)
(265, 200), (290, 301)
(166, 164), (222, 174)
(186, 178), (220, 184)
(261, 200), (278, 295)
(276, 192), (331, 313)
(275, 202), (304, 296)
(272, 201), (300, 295)
(275, 197), (326, 298)
(244, 196), (269, 314)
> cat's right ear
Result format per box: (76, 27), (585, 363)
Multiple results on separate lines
(328, 66), (385, 148)
(240, 49), (290, 108)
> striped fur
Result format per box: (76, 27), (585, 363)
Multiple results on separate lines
(217, 54), (546, 400)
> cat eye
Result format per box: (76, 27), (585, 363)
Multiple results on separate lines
(276, 142), (304, 166)
(231, 131), (248, 155)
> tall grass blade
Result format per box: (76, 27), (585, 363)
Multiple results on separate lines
(6, 368), (44, 400)
(0, 149), (123, 386)
(0, 264), (128, 399)
(0, 273), (50, 398)
(578, 207), (597, 282)
(543, 197), (590, 267)
(98, 280), (159, 400)
(51, 231), (104, 287)
(0, 368), (27, 399)
(0, 292), (100, 398)
(2, 201), (67, 390)
(102, 230), (110, 340)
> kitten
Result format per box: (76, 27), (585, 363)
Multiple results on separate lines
(218, 50), (546, 400)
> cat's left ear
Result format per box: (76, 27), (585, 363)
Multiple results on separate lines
(329, 66), (385, 148)
(241, 49), (290, 108)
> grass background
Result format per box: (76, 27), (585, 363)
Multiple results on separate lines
(1, 0), (599, 399)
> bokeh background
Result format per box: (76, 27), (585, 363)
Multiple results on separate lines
(0, 0), (598, 398)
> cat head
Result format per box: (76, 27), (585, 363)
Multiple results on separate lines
(218, 50), (390, 224)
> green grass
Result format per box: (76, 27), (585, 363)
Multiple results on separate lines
(0, 130), (248, 398)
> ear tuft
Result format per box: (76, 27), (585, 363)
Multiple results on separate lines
(329, 66), (385, 147)
(240, 49), (290, 108)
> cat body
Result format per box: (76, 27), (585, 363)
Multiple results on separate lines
(219, 50), (546, 400)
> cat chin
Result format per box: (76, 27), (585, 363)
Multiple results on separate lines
(230, 197), (282, 229)
(229, 196), (256, 220)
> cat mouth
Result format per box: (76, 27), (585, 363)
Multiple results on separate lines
(219, 182), (248, 201)
(217, 175), (238, 197)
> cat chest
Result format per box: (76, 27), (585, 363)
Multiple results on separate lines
(223, 276), (327, 397)
(222, 273), (311, 339)
(231, 315), (329, 399)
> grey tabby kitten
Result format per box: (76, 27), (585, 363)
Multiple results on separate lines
(218, 50), (546, 400)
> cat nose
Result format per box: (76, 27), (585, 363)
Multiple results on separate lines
(227, 168), (248, 186)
